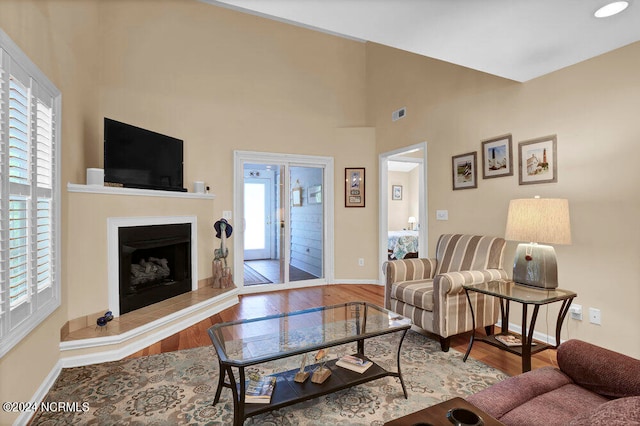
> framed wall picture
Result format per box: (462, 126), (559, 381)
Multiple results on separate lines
(392, 185), (403, 200)
(308, 184), (322, 204)
(518, 135), (557, 185)
(345, 167), (365, 207)
(452, 152), (477, 190)
(482, 134), (513, 179)
(292, 187), (302, 206)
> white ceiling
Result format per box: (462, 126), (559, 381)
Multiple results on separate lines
(204, 0), (640, 82)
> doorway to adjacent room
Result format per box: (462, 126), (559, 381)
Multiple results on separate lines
(234, 151), (334, 292)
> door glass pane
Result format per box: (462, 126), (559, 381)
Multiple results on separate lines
(244, 183), (265, 251)
(289, 166), (324, 281)
(243, 164), (282, 285)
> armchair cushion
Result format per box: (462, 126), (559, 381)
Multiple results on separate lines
(390, 280), (435, 311)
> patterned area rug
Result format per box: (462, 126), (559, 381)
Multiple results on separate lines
(31, 331), (507, 425)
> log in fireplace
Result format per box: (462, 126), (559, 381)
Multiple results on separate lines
(118, 223), (192, 315)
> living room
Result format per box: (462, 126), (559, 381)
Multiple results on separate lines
(0, 0), (638, 424)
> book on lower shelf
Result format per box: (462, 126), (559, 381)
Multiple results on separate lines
(495, 334), (536, 347)
(336, 355), (373, 373)
(244, 375), (276, 404)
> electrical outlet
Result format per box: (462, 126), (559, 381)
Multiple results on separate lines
(358, 258), (364, 267)
(436, 210), (448, 220)
(589, 307), (601, 325)
(569, 304), (582, 321)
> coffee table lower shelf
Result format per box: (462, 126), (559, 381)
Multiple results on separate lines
(231, 357), (401, 422)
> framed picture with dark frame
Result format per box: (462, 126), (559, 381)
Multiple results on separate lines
(518, 135), (557, 185)
(345, 167), (365, 207)
(481, 134), (513, 179)
(452, 152), (477, 190)
(392, 185), (403, 200)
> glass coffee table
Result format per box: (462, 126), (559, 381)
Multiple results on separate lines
(463, 280), (576, 372)
(207, 301), (412, 426)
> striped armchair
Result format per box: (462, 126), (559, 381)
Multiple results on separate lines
(384, 234), (508, 351)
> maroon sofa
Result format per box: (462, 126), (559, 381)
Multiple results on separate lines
(466, 339), (640, 425)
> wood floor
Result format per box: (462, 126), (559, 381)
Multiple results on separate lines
(126, 284), (557, 377)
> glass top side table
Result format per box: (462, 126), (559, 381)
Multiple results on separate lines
(463, 280), (577, 372)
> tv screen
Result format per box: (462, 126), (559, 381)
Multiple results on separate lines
(104, 118), (185, 192)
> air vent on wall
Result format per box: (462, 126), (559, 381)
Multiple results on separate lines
(392, 107), (407, 122)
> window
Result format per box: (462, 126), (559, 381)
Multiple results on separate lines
(0, 28), (61, 358)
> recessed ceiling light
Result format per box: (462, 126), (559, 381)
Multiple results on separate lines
(594, 1), (629, 18)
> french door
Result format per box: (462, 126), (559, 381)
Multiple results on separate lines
(243, 177), (275, 260)
(234, 151), (334, 290)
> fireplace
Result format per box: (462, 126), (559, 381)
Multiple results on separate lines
(118, 223), (191, 315)
(108, 216), (198, 317)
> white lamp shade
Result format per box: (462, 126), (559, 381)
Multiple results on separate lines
(408, 216), (417, 224)
(505, 198), (571, 245)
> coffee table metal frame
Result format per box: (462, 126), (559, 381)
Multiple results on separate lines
(207, 301), (411, 426)
(463, 280), (576, 372)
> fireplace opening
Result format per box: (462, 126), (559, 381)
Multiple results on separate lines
(118, 223), (192, 315)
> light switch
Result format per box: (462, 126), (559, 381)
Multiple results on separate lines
(436, 210), (448, 220)
(222, 211), (232, 220)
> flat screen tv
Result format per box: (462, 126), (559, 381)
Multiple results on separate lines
(104, 118), (186, 192)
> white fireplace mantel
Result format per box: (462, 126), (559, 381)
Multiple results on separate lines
(68, 183), (215, 199)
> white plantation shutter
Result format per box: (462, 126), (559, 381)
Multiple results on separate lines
(0, 29), (61, 358)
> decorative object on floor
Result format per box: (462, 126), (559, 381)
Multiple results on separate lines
(311, 348), (331, 384)
(31, 331), (507, 425)
(345, 167), (365, 207)
(505, 196), (571, 288)
(481, 134), (513, 179)
(212, 218), (233, 288)
(95, 310), (113, 329)
(517, 135), (557, 185)
(294, 354), (310, 383)
(392, 184), (403, 200)
(467, 339), (640, 425)
(452, 152), (477, 190)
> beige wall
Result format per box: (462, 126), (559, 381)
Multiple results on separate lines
(0, 1), (101, 424)
(367, 42), (640, 357)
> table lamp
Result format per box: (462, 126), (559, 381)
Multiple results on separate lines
(408, 216), (417, 230)
(504, 196), (571, 288)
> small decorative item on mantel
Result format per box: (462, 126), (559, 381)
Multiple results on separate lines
(311, 349), (332, 384)
(212, 218), (233, 288)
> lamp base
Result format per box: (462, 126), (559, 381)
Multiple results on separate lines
(512, 243), (559, 289)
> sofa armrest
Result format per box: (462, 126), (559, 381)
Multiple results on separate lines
(558, 339), (640, 398)
(384, 258), (436, 309)
(467, 366), (572, 420)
